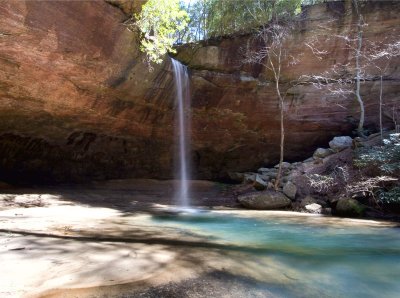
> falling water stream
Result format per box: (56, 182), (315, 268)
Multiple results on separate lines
(171, 58), (191, 209)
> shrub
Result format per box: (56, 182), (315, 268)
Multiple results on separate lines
(353, 133), (399, 209)
(377, 186), (400, 211)
(354, 133), (400, 175)
(307, 165), (349, 194)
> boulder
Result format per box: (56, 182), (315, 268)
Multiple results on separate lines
(257, 167), (270, 174)
(335, 198), (366, 217)
(329, 136), (353, 152)
(258, 167), (277, 177)
(244, 173), (256, 183)
(283, 181), (297, 200)
(303, 157), (315, 163)
(274, 162), (292, 169)
(313, 148), (333, 158)
(266, 172), (279, 180)
(281, 176), (290, 183)
(258, 174), (270, 182)
(305, 203), (322, 214)
(238, 191), (291, 210)
(253, 175), (267, 191)
(322, 208), (332, 215)
(291, 162), (301, 168)
(300, 196), (317, 207)
(316, 199), (328, 208)
(227, 172), (244, 183)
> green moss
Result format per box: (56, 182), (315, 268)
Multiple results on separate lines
(336, 198), (366, 218)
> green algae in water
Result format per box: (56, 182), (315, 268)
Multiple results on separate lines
(151, 212), (400, 298)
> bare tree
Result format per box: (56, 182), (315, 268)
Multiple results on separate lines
(367, 41), (400, 140)
(302, 1), (399, 138)
(353, 0), (365, 136)
(300, 1), (367, 136)
(244, 20), (299, 190)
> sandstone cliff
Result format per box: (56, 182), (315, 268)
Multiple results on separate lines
(176, 1), (400, 179)
(0, 0), (175, 183)
(0, 0), (398, 183)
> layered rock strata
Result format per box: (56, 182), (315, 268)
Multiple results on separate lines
(0, 0), (399, 183)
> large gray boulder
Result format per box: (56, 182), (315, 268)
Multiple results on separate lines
(257, 167), (277, 178)
(244, 173), (256, 183)
(257, 167), (271, 174)
(313, 148), (333, 158)
(253, 175), (267, 191)
(283, 181), (297, 200)
(329, 136), (353, 152)
(335, 198), (366, 217)
(274, 162), (292, 169)
(238, 191), (291, 210)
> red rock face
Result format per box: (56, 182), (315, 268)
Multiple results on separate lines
(178, 1), (400, 179)
(0, 0), (177, 183)
(0, 1), (398, 183)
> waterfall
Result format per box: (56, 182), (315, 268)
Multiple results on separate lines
(171, 58), (191, 208)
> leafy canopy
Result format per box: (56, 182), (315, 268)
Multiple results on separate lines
(135, 0), (188, 64)
(134, 0), (331, 65)
(182, 0), (303, 42)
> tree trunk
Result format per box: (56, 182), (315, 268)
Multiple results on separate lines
(274, 81), (284, 191)
(379, 75), (383, 142)
(353, 0), (365, 136)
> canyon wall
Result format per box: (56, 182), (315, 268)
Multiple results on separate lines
(176, 0), (400, 179)
(0, 0), (398, 183)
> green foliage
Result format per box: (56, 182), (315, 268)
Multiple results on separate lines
(182, 0), (303, 41)
(180, 0), (211, 42)
(133, 0), (339, 63)
(135, 0), (189, 64)
(354, 134), (400, 207)
(377, 187), (400, 205)
(354, 134), (400, 175)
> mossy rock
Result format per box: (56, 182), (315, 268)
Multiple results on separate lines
(238, 191), (291, 210)
(335, 198), (366, 218)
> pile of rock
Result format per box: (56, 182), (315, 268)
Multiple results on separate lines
(233, 135), (363, 216)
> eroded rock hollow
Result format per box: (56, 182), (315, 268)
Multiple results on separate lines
(0, 0), (399, 183)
